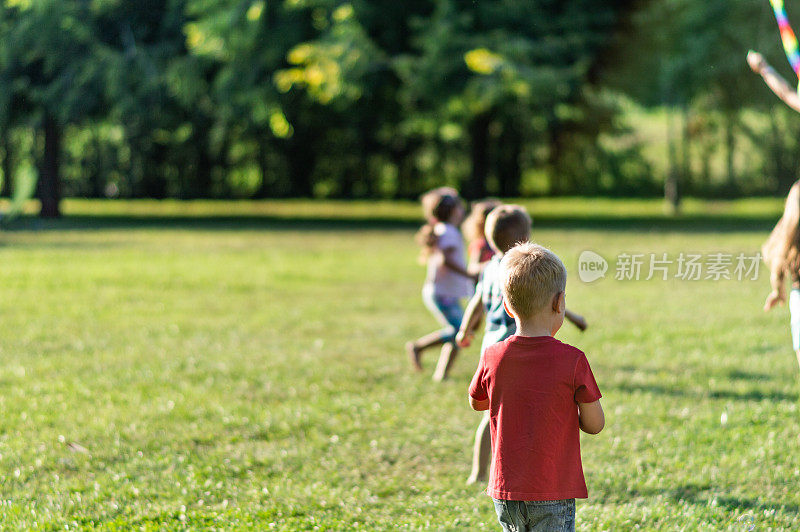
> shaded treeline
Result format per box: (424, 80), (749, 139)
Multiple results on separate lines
(0, 0), (797, 216)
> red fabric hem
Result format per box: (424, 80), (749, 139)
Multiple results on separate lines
(576, 391), (602, 404)
(486, 487), (588, 500)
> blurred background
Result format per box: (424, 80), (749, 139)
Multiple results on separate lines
(0, 0), (798, 218)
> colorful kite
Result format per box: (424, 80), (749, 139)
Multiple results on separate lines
(770, 0), (800, 84)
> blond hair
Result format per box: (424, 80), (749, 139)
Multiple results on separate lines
(462, 199), (502, 244)
(485, 205), (532, 253)
(763, 181), (800, 288)
(500, 242), (566, 319)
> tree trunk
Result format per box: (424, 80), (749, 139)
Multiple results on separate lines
(285, 136), (315, 197)
(195, 144), (213, 199)
(547, 115), (564, 195)
(724, 110), (736, 191)
(497, 120), (522, 197)
(358, 122), (376, 198)
(770, 112), (790, 193)
(339, 151), (355, 198)
(700, 139), (712, 194)
(465, 113), (490, 200)
(680, 104), (692, 195)
(39, 115), (62, 218)
(665, 108), (680, 214)
(255, 136), (272, 198)
(89, 127), (104, 198)
(141, 142), (168, 198)
(1, 132), (12, 198)
(392, 141), (419, 199)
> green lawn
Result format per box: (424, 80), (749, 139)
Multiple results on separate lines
(1, 199), (798, 530)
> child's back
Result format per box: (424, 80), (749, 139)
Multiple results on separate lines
(473, 335), (600, 499)
(468, 242), (603, 532)
(425, 221), (473, 299)
(477, 254), (516, 352)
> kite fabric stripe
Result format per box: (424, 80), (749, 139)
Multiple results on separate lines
(770, 0), (800, 80)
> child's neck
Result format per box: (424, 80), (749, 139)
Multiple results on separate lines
(515, 316), (553, 338)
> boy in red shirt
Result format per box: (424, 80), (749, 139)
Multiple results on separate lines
(468, 242), (604, 532)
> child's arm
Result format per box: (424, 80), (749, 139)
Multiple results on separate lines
(764, 269), (787, 311)
(456, 291), (486, 347)
(577, 400), (604, 434)
(565, 309), (588, 332)
(441, 245), (478, 281)
(469, 396), (490, 411)
(763, 182), (800, 311)
(748, 51), (800, 113)
(467, 243), (484, 276)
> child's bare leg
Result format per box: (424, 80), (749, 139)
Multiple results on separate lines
(796, 350), (800, 373)
(406, 331), (447, 371)
(432, 342), (459, 381)
(467, 412), (492, 484)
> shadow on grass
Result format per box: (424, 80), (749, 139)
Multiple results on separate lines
(725, 369), (775, 381)
(610, 382), (797, 402)
(606, 483), (799, 515)
(662, 484), (800, 515)
(1, 212), (781, 234)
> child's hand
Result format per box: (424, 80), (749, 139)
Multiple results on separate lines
(747, 51), (765, 74)
(456, 330), (473, 348)
(764, 289), (785, 312)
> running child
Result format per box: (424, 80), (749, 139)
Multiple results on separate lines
(748, 51), (800, 371)
(406, 188), (476, 381)
(468, 242), (604, 532)
(457, 205), (587, 485)
(762, 180), (800, 372)
(463, 199), (502, 277)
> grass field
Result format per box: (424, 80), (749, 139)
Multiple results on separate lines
(1, 198), (799, 530)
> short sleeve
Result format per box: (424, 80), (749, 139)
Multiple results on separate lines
(573, 353), (601, 404)
(474, 270), (485, 298)
(468, 353), (488, 402)
(436, 224), (459, 251)
(479, 259), (497, 303)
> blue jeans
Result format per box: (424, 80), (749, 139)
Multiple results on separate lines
(492, 498), (575, 532)
(422, 286), (464, 343)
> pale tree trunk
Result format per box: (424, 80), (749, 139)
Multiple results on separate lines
(724, 110), (737, 190)
(665, 107), (680, 214)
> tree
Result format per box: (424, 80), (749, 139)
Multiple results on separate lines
(1, 0), (109, 216)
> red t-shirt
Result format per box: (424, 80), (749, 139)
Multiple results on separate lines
(468, 238), (496, 265)
(468, 335), (602, 501)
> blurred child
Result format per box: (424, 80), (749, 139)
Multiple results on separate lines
(748, 52), (800, 371)
(463, 199), (503, 277)
(468, 242), (604, 532)
(406, 188), (476, 381)
(457, 205), (588, 485)
(762, 180), (800, 372)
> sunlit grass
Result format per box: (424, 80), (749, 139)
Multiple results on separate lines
(0, 199), (797, 529)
